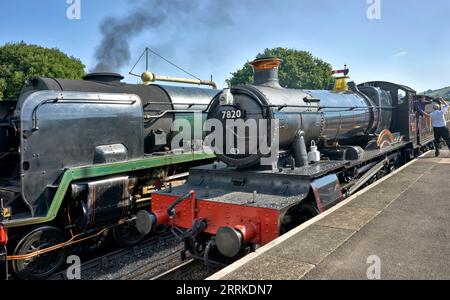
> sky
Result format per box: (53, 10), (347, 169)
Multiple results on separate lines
(0, 0), (449, 92)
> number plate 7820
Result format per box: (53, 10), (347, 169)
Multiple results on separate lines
(221, 109), (244, 119)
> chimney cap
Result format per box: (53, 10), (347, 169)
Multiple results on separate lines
(83, 72), (124, 83)
(250, 57), (283, 70)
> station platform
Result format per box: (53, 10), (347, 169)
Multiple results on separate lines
(208, 151), (450, 280)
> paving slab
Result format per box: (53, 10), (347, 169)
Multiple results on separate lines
(314, 206), (380, 231)
(264, 225), (355, 265)
(220, 254), (315, 280)
(303, 209), (450, 280)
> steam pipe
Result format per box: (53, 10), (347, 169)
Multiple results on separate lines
(203, 239), (215, 272)
(167, 190), (195, 217)
(141, 71), (217, 89)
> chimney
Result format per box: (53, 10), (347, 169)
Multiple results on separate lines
(83, 72), (124, 83)
(250, 57), (282, 88)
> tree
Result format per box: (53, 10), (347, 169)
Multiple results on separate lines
(229, 47), (334, 90)
(0, 42), (85, 100)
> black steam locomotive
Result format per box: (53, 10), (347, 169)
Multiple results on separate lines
(0, 72), (218, 279)
(149, 57), (448, 265)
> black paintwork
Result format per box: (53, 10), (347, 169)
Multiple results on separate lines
(0, 74), (218, 221)
(17, 91), (143, 217)
(359, 81), (416, 142)
(19, 74), (219, 153)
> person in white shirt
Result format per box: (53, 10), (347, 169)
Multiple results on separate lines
(424, 97), (450, 157)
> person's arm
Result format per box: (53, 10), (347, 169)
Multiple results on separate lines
(423, 112), (431, 118)
(417, 106), (426, 116)
(414, 101), (425, 115)
(440, 98), (449, 112)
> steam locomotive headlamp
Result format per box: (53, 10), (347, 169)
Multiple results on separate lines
(219, 88), (234, 105)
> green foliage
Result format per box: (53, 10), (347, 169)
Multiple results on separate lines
(229, 47), (334, 90)
(0, 41), (85, 100)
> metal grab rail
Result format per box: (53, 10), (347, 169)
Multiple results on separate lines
(264, 104), (396, 110)
(143, 102), (210, 108)
(144, 110), (205, 120)
(31, 97), (137, 130)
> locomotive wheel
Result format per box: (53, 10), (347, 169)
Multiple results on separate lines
(281, 203), (320, 234)
(112, 220), (146, 247)
(12, 226), (66, 280)
(297, 203), (320, 224)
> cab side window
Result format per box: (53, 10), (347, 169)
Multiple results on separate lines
(398, 90), (407, 105)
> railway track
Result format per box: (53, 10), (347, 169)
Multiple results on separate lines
(116, 247), (187, 280)
(47, 231), (183, 280)
(151, 259), (199, 280)
(150, 259), (218, 280)
(46, 229), (218, 280)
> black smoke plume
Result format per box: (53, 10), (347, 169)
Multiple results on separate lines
(92, 0), (236, 72)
